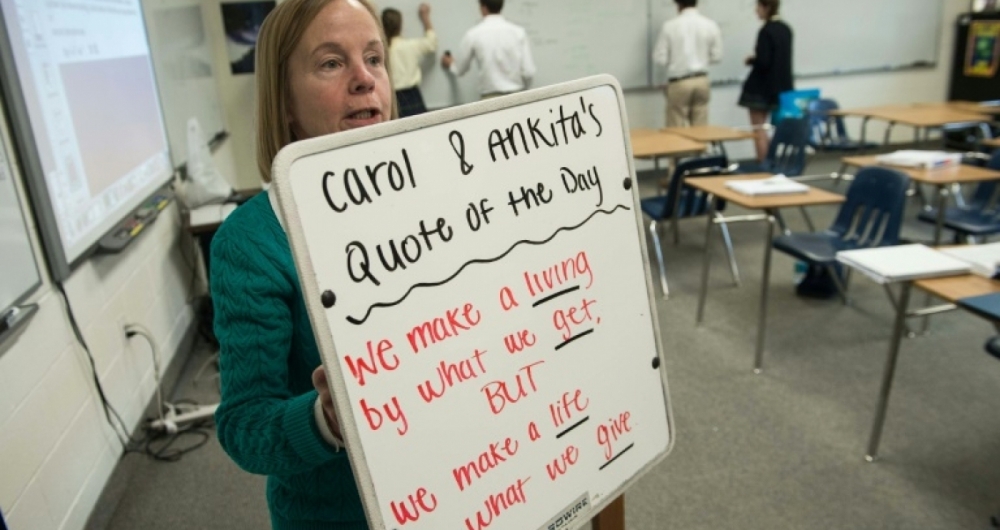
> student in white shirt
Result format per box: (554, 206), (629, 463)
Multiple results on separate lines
(440, 0), (536, 99)
(653, 0), (723, 127)
(382, 3), (437, 117)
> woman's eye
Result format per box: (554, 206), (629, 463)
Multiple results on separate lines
(322, 59), (342, 69)
(367, 55), (383, 66)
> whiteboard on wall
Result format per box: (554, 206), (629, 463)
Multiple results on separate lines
(142, 0), (226, 168)
(0, 98), (41, 319)
(272, 76), (672, 530)
(650, 0), (943, 85)
(380, 0), (650, 108)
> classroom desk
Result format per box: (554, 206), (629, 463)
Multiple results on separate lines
(688, 175), (845, 371)
(831, 105), (991, 148)
(839, 156), (1000, 245)
(861, 272), (1000, 461)
(923, 100), (1000, 117)
(661, 125), (754, 157)
(630, 131), (706, 172)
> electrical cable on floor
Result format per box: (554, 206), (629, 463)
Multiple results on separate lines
(55, 281), (142, 452)
(125, 323), (215, 462)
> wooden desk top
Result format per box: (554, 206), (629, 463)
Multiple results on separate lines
(629, 128), (659, 137)
(935, 101), (1000, 116)
(984, 137), (1000, 149)
(915, 274), (1000, 304)
(661, 125), (755, 143)
(841, 155), (1000, 185)
(631, 132), (707, 158)
(831, 104), (990, 126)
(685, 174), (846, 210)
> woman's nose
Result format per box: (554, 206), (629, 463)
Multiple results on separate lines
(349, 61), (375, 94)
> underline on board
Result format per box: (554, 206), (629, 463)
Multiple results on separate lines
(554, 329), (594, 351)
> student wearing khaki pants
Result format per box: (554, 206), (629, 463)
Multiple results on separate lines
(653, 0), (722, 127)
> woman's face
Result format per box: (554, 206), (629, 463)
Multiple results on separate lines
(286, 0), (392, 140)
(755, 3), (768, 20)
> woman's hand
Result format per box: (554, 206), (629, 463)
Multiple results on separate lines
(312, 366), (342, 439)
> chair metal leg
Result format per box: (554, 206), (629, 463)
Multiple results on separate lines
(753, 214), (777, 373)
(696, 197), (718, 325)
(648, 220), (669, 300)
(827, 265), (850, 305)
(799, 206), (815, 232)
(716, 213), (741, 287)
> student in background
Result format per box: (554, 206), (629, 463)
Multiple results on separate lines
(211, 0), (396, 528)
(440, 0), (536, 99)
(652, 0), (723, 128)
(382, 3), (436, 117)
(738, 0), (793, 161)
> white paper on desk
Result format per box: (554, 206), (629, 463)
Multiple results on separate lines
(836, 244), (970, 284)
(875, 150), (961, 169)
(724, 174), (808, 196)
(939, 243), (1000, 279)
(188, 203), (238, 228)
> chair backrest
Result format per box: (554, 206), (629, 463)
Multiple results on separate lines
(970, 151), (1000, 211)
(662, 155), (730, 219)
(806, 98), (849, 148)
(829, 166), (910, 248)
(765, 117), (810, 176)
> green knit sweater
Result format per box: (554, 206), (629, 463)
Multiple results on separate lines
(211, 192), (368, 530)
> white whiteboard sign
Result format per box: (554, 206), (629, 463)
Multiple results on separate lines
(273, 76), (673, 530)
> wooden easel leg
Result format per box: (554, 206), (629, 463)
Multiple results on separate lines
(592, 496), (624, 530)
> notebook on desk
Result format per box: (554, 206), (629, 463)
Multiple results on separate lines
(724, 175), (808, 196)
(875, 150), (961, 170)
(938, 243), (1000, 279)
(836, 244), (971, 284)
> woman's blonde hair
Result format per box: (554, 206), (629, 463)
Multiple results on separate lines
(255, 0), (398, 182)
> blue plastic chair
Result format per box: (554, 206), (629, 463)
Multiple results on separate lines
(807, 99), (877, 152)
(641, 155), (739, 298)
(738, 117), (810, 177)
(917, 151), (1000, 241)
(771, 166), (911, 301)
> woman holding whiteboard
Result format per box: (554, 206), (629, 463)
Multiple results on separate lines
(738, 0), (793, 161)
(210, 0), (395, 528)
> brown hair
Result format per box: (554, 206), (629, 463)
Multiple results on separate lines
(382, 8), (402, 40)
(758, 0), (780, 18)
(255, 0), (398, 182)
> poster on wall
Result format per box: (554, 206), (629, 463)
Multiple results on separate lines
(220, 1), (275, 75)
(965, 21), (1000, 77)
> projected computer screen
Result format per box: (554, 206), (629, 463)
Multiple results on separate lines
(0, 0), (171, 273)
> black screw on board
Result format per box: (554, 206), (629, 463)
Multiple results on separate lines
(651, 357), (661, 369)
(321, 290), (336, 308)
(623, 178), (632, 190)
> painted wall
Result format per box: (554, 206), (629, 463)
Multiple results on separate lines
(0, 154), (201, 530)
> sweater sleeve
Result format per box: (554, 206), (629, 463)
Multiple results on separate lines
(211, 226), (342, 476)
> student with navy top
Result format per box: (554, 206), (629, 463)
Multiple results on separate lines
(210, 0), (397, 528)
(739, 0), (793, 161)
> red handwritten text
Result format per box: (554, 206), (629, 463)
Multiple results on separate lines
(552, 297), (598, 341)
(360, 396), (409, 436)
(406, 303), (482, 354)
(502, 329), (536, 354)
(462, 476), (531, 530)
(481, 361), (545, 415)
(343, 339), (398, 387)
(549, 389), (589, 428)
(389, 487), (438, 525)
(597, 411), (632, 460)
(417, 348), (488, 403)
(523, 251), (594, 298)
(451, 437), (520, 491)
(545, 444), (580, 481)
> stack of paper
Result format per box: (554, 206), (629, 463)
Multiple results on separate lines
(875, 150), (961, 170)
(724, 175), (809, 196)
(939, 243), (1000, 279)
(836, 244), (970, 284)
